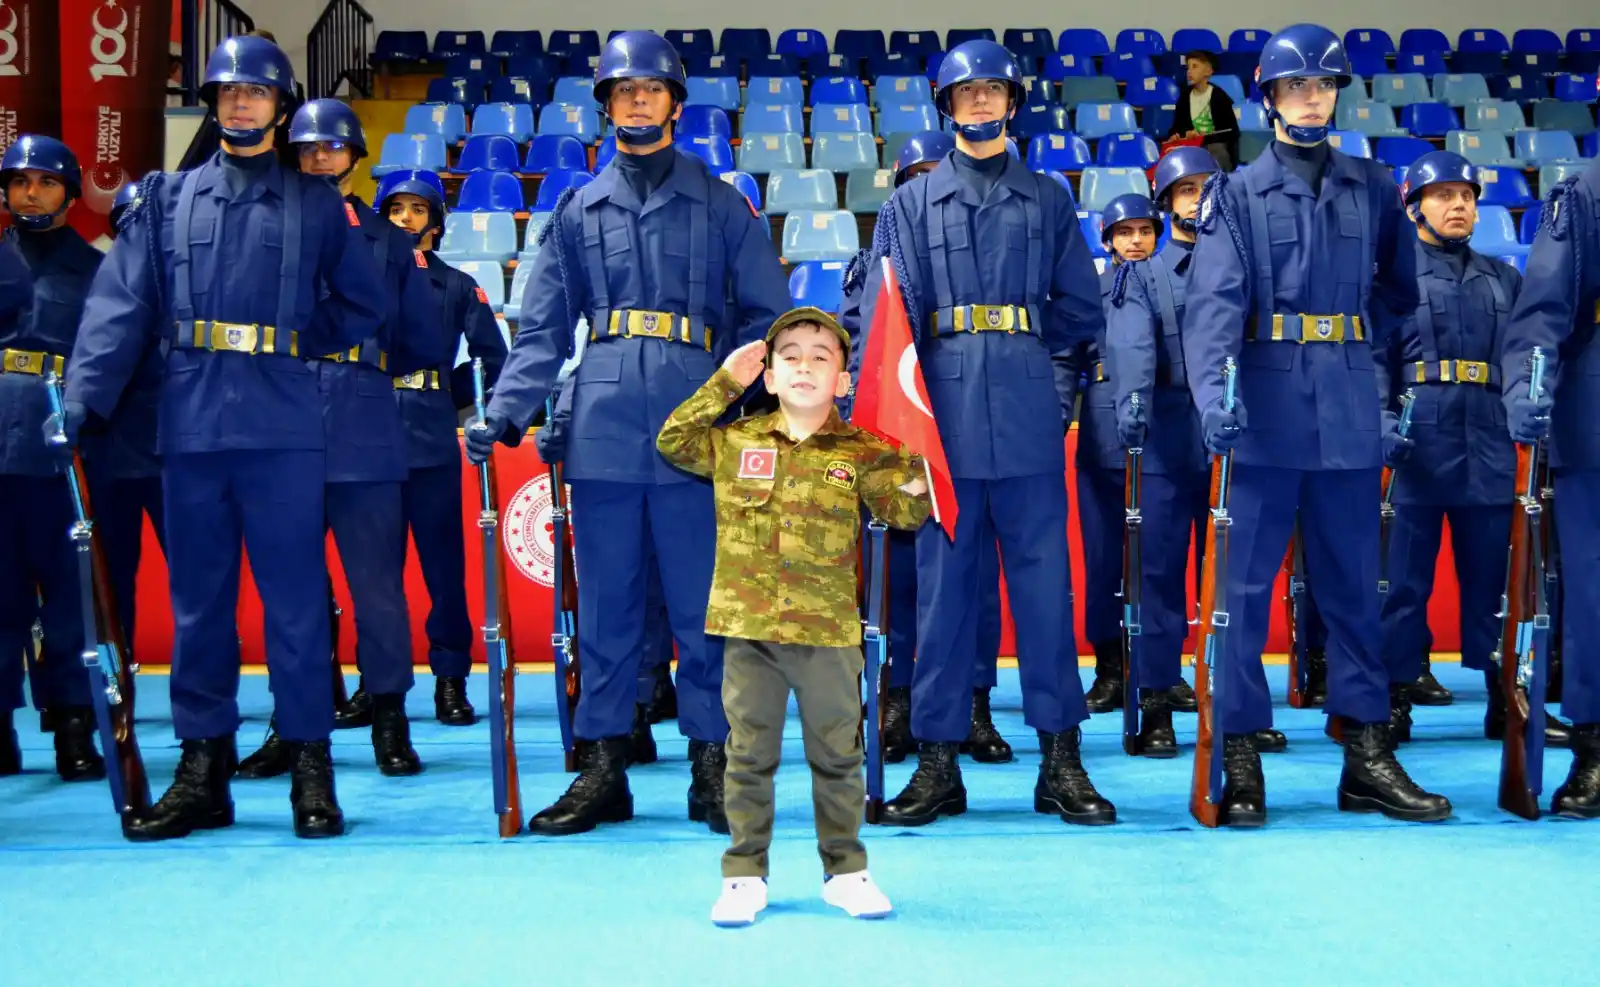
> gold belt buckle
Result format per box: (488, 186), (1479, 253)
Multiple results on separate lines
(1298, 314), (1345, 343)
(3, 349), (44, 374)
(210, 322), (260, 354)
(1457, 360), (1487, 384)
(627, 310), (675, 339)
(394, 371), (426, 390)
(969, 305), (1019, 333)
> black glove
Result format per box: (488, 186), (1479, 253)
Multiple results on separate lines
(464, 413), (509, 464)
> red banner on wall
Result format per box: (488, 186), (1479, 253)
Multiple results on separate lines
(127, 435), (1470, 667)
(0, 0), (63, 158)
(58, 0), (170, 241)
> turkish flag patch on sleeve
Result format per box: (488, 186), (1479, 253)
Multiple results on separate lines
(737, 448), (778, 480)
(344, 202), (361, 228)
(475, 286), (489, 305)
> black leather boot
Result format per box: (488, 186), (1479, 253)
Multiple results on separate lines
(1221, 734), (1267, 827)
(0, 711), (20, 776)
(1336, 721), (1451, 822)
(235, 717), (292, 779)
(881, 686), (915, 763)
(39, 708), (56, 733)
(1408, 655), (1454, 706)
(629, 704), (658, 766)
(881, 741), (966, 826)
(288, 739), (346, 838)
(645, 663), (678, 724)
(372, 694), (423, 777)
(1484, 669), (1571, 748)
(1084, 641), (1124, 714)
(433, 676), (476, 726)
(1552, 724), (1600, 819)
(1251, 729), (1287, 753)
(1390, 684), (1414, 746)
(1136, 690), (1178, 758)
(529, 736), (633, 836)
(1304, 647), (1328, 707)
(1167, 679), (1198, 713)
(334, 680), (372, 730)
(687, 739), (729, 834)
(961, 688), (1013, 763)
(124, 737), (237, 841)
(53, 706), (106, 782)
(1035, 728), (1116, 825)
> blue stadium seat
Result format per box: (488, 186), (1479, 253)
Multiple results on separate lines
(1337, 100), (1406, 137)
(1542, 163), (1589, 191)
(426, 76), (485, 110)
(844, 168), (895, 213)
(519, 212), (550, 259)
(811, 78), (868, 107)
(1057, 29), (1110, 58)
(1513, 29), (1562, 53)
(457, 134), (520, 174)
(1005, 28), (1054, 59)
(677, 105), (732, 140)
(737, 133), (806, 173)
(1074, 102), (1138, 139)
(812, 133), (877, 171)
(1105, 52), (1156, 84)
(1059, 76), (1120, 107)
(443, 54), (496, 79)
(788, 260), (848, 313)
(371, 133), (447, 177)
(433, 31), (486, 60)
(1172, 29), (1223, 53)
(404, 103), (467, 143)
(1399, 29), (1451, 54)
(438, 214), (517, 265)
(593, 137), (617, 172)
(1471, 205), (1525, 256)
(503, 261), (534, 322)
(1554, 74), (1600, 102)
(1096, 132), (1160, 167)
(1011, 104), (1070, 142)
(1127, 76), (1179, 108)
(1395, 49), (1448, 76)
(746, 54), (801, 78)
(766, 169), (837, 215)
(1114, 29), (1166, 56)
(546, 31), (601, 63)
(1227, 29), (1269, 52)
(682, 54), (737, 77)
(720, 170), (764, 211)
(947, 29), (996, 48)
(1515, 129), (1583, 165)
(457, 171), (525, 213)
(1569, 30), (1600, 71)
(471, 103), (536, 144)
(718, 28), (772, 64)
(1464, 100), (1523, 131)
(1236, 101), (1270, 131)
(742, 103), (804, 134)
(1326, 131), (1373, 158)
(1347, 51), (1388, 78)
(668, 29), (715, 58)
(806, 53), (859, 79)
(1519, 206), (1542, 244)
(679, 135), (734, 175)
(449, 260), (507, 311)
(487, 78), (540, 106)
(1210, 75), (1246, 103)
(685, 76), (741, 111)
(1375, 136), (1435, 166)
(874, 75), (932, 107)
(811, 103), (872, 135)
(1586, 133), (1599, 156)
(1371, 73), (1431, 105)
(1532, 100), (1597, 136)
(1458, 29), (1509, 52)
(1475, 166), (1534, 209)
(782, 210), (859, 261)
(373, 31), (429, 63)
(521, 134), (587, 175)
(1028, 132), (1093, 171)
(533, 168), (593, 210)
(1506, 50), (1561, 75)
(1079, 212), (1109, 258)
(1493, 73), (1551, 104)
(490, 30), (542, 57)
(890, 31), (942, 60)
(1044, 54), (1097, 79)
(1344, 29), (1396, 58)
(1022, 77), (1057, 106)
(538, 104), (600, 144)
(746, 76), (805, 107)
(551, 76), (595, 107)
(876, 102), (939, 138)
(1079, 167), (1151, 211)
(1447, 130), (1517, 166)
(835, 29), (887, 64)
(1398, 102), (1460, 137)
(1433, 73), (1491, 107)
(776, 29), (827, 60)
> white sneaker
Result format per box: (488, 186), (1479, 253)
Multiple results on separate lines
(711, 878), (768, 927)
(821, 870), (893, 919)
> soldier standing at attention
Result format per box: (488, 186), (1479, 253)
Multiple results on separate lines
(656, 307), (929, 927)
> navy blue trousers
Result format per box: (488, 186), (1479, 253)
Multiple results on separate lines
(635, 557), (674, 704)
(400, 461), (473, 678)
(1381, 503), (1509, 676)
(1553, 470), (1600, 724)
(328, 480), (415, 695)
(163, 451), (332, 741)
(0, 475), (89, 711)
(87, 474), (167, 660)
(885, 525), (1001, 690)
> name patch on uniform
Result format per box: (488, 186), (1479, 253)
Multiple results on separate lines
(738, 448), (777, 480)
(823, 460), (857, 490)
(474, 286), (490, 305)
(344, 202), (361, 228)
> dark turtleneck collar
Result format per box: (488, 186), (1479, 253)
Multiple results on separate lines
(952, 148), (1009, 199)
(613, 143), (679, 203)
(12, 224), (78, 265)
(221, 148), (277, 195)
(1272, 139), (1331, 196)
(1422, 237), (1470, 279)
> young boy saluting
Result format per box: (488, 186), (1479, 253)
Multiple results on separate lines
(657, 307), (931, 927)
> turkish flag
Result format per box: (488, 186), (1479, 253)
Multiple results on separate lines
(851, 257), (960, 540)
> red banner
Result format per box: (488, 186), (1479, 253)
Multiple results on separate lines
(127, 435), (1469, 667)
(58, 0), (170, 242)
(0, 0), (62, 158)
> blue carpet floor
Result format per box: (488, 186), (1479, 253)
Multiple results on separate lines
(2, 660), (1594, 987)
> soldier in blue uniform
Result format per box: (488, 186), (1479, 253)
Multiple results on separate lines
(860, 41), (1115, 827)
(379, 168), (507, 729)
(63, 36), (387, 840)
(1184, 24), (1450, 826)
(841, 131), (1010, 765)
(1382, 151), (1570, 748)
(0, 135), (106, 782)
(1499, 155), (1600, 817)
(464, 31), (792, 836)
(234, 100), (443, 779)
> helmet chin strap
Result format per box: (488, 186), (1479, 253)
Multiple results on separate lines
(1409, 204), (1472, 249)
(220, 125), (271, 148)
(953, 118), (1006, 143)
(1264, 100), (1329, 146)
(615, 125), (665, 146)
(6, 201), (68, 231)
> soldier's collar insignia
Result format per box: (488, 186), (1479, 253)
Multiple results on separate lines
(823, 460), (857, 490)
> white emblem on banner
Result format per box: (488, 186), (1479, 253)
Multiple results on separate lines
(504, 474), (575, 588)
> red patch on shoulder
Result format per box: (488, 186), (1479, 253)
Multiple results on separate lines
(413, 250), (428, 269)
(344, 202), (361, 228)
(474, 286), (489, 305)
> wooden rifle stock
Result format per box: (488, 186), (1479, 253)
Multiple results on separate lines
(1497, 442), (1548, 820)
(1189, 357), (1237, 829)
(549, 461), (581, 773)
(1283, 525), (1310, 709)
(474, 360), (523, 837)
